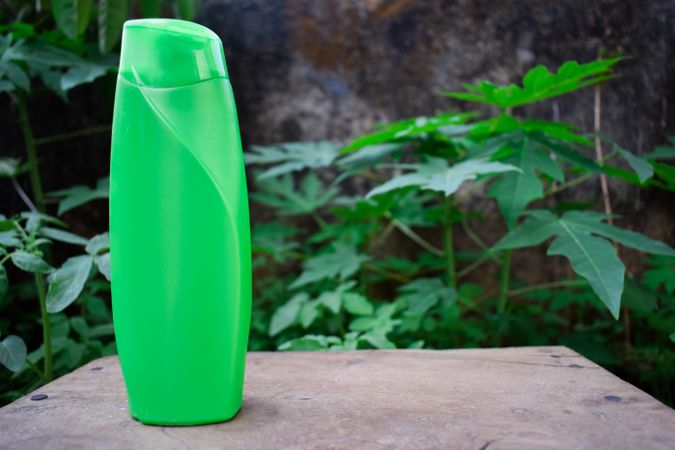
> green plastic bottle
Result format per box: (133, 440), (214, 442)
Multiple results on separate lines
(109, 19), (252, 426)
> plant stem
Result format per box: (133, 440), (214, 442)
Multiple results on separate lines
(443, 196), (456, 289)
(545, 150), (619, 196)
(16, 95), (45, 212)
(385, 213), (444, 257)
(457, 251), (499, 278)
(545, 172), (594, 196)
(364, 263), (409, 283)
(594, 84), (614, 225)
(460, 218), (500, 263)
(34, 274), (53, 382)
(26, 359), (44, 379)
(35, 124), (112, 146)
(508, 279), (589, 297)
(497, 250), (512, 313)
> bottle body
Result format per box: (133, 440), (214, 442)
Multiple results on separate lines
(109, 73), (251, 425)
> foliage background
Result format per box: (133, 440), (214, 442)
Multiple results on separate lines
(1, 0), (675, 406)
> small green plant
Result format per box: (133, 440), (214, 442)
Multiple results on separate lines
(0, 0), (188, 401)
(246, 59), (675, 403)
(0, 212), (110, 382)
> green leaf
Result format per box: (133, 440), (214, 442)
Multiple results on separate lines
(46, 255), (93, 313)
(337, 143), (405, 171)
(251, 173), (338, 216)
(362, 331), (396, 350)
(351, 304), (400, 331)
(141, 0), (162, 16)
(341, 112), (474, 154)
(175, 0), (200, 20)
(290, 242), (369, 288)
(40, 227), (88, 246)
(98, 0), (127, 53)
(278, 335), (341, 351)
(4, 62), (29, 91)
(445, 58), (621, 109)
(246, 141), (339, 180)
(299, 300), (321, 328)
(269, 292), (308, 336)
(643, 255), (675, 295)
(560, 211), (675, 256)
(493, 210), (675, 318)
(11, 251), (52, 273)
(0, 264), (7, 300)
(0, 158), (20, 178)
(0, 230), (21, 248)
(95, 253), (111, 281)
(489, 139), (563, 226)
(48, 177), (109, 215)
(316, 281), (355, 314)
(399, 278), (457, 315)
(343, 293), (374, 316)
(645, 137), (675, 160)
(548, 228), (624, 319)
(85, 232), (110, 255)
(70, 316), (89, 339)
(52, 0), (93, 39)
(615, 146), (653, 183)
(367, 157), (519, 198)
(60, 61), (109, 91)
(0, 335), (27, 372)
(251, 222), (299, 263)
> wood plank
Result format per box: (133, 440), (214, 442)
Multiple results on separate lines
(1, 346), (674, 449)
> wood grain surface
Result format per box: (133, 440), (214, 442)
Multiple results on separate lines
(1, 347), (674, 449)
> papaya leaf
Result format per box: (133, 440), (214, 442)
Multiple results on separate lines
(445, 58), (622, 109)
(251, 173), (338, 216)
(246, 141), (339, 180)
(341, 112), (474, 154)
(367, 157), (519, 198)
(493, 210), (675, 318)
(489, 138), (564, 226)
(290, 242), (369, 288)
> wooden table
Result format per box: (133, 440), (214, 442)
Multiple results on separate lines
(1, 346), (674, 449)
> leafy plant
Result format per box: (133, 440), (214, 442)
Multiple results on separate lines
(0, 212), (110, 382)
(246, 58), (675, 405)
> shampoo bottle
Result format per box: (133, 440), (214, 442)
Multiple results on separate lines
(109, 19), (252, 425)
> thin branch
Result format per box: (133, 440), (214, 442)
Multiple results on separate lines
(457, 252), (500, 278)
(508, 279), (589, 297)
(385, 212), (444, 257)
(460, 218), (501, 263)
(594, 84), (614, 225)
(11, 178), (38, 212)
(364, 263), (410, 283)
(35, 124), (112, 146)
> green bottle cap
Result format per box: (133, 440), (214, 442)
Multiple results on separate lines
(119, 19), (228, 88)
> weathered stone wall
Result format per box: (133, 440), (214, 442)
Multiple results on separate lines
(198, 0), (675, 276)
(2, 0), (673, 276)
